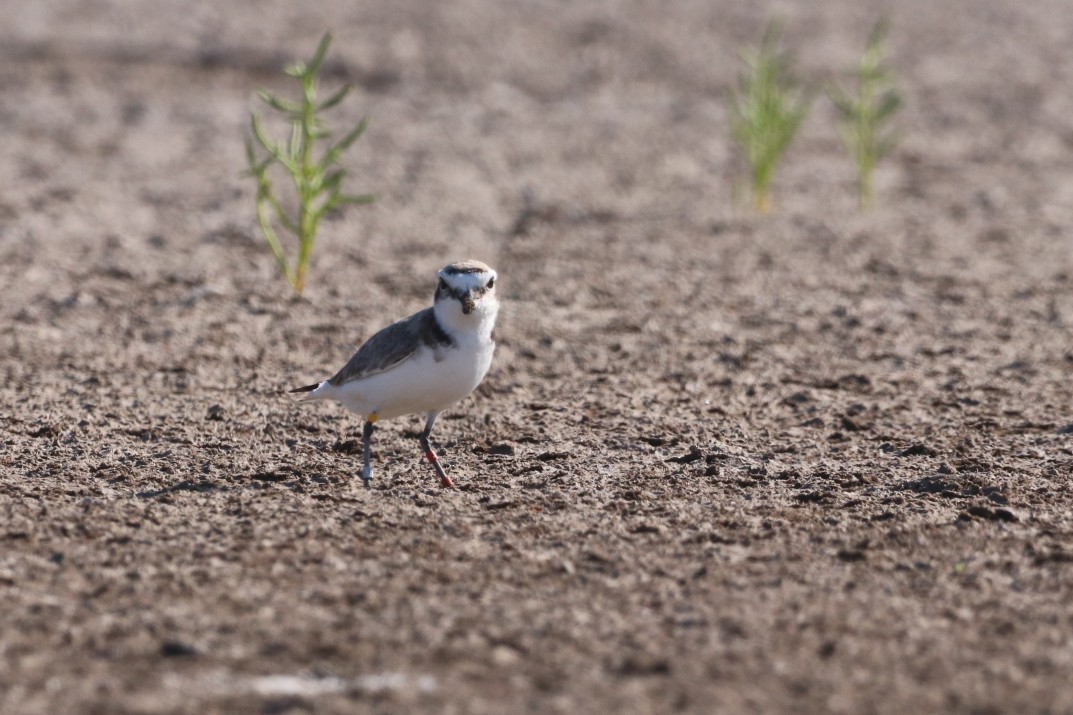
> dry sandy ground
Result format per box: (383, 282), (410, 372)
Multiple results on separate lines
(2, 1), (1073, 713)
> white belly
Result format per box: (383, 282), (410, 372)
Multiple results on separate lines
(320, 340), (494, 420)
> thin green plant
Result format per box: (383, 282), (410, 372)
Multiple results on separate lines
(728, 22), (813, 214)
(829, 19), (902, 209)
(246, 32), (374, 296)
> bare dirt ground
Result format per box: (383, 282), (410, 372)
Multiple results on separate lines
(3, 1), (1073, 713)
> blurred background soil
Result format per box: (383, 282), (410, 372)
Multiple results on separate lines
(2, 1), (1073, 713)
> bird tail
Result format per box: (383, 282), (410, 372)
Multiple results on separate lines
(289, 382), (326, 401)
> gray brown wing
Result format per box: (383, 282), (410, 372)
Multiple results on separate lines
(327, 308), (453, 386)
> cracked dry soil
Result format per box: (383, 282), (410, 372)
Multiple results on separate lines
(2, 1), (1073, 713)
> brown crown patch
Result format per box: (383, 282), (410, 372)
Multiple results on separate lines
(440, 260), (493, 276)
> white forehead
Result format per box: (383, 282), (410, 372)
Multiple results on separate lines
(438, 266), (495, 288)
(441, 271), (494, 289)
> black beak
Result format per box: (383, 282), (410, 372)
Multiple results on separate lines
(460, 292), (476, 314)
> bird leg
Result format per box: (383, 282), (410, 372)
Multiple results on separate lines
(420, 412), (453, 488)
(360, 416), (376, 486)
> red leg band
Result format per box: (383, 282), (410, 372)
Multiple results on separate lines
(425, 450), (438, 463)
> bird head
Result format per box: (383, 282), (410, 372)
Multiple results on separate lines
(434, 260), (499, 335)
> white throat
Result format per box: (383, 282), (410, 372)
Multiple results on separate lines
(434, 296), (498, 342)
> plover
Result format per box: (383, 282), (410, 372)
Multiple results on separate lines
(290, 260), (499, 488)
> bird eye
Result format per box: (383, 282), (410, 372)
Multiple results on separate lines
(438, 278), (447, 291)
(486, 277), (495, 289)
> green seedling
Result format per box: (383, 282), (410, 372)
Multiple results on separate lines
(246, 32), (374, 296)
(829, 19), (902, 209)
(728, 22), (813, 214)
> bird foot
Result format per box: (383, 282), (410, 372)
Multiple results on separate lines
(440, 475), (454, 488)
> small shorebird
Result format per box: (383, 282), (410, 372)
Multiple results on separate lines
(290, 260), (499, 487)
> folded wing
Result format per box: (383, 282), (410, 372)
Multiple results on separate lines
(328, 308), (452, 386)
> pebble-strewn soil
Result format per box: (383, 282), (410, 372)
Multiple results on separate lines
(2, 1), (1073, 713)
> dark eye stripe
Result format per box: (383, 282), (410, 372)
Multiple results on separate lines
(440, 282), (489, 296)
